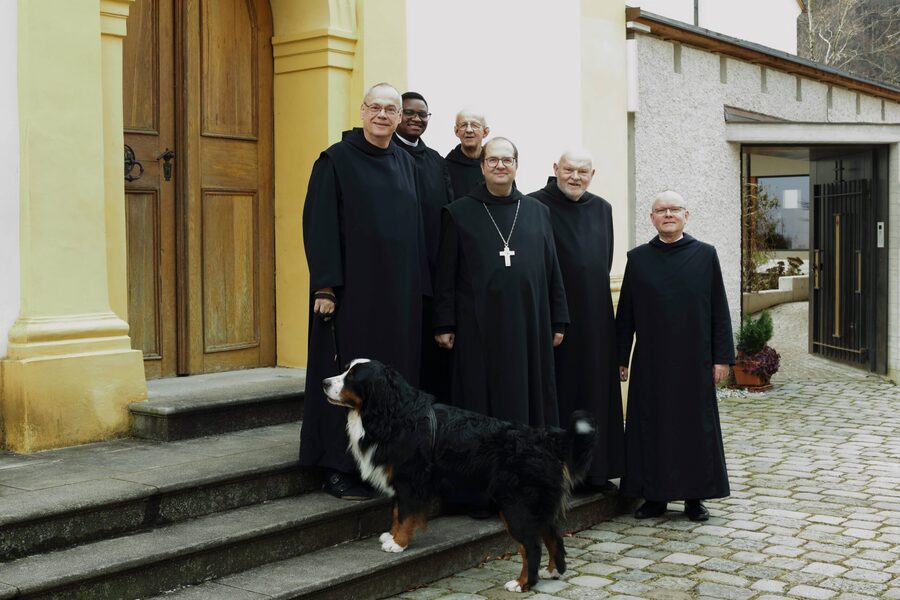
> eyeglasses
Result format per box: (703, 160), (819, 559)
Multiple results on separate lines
(652, 206), (685, 216)
(362, 102), (400, 117)
(402, 109), (431, 120)
(456, 121), (484, 132)
(485, 157), (516, 168)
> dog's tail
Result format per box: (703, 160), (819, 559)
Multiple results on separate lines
(564, 410), (599, 486)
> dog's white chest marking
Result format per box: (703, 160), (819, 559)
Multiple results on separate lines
(346, 411), (395, 497)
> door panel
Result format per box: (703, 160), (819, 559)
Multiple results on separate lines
(201, 191), (260, 352)
(124, 0), (176, 379)
(200, 0), (258, 139)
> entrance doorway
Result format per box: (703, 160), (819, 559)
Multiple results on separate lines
(741, 146), (888, 375)
(123, 0), (275, 378)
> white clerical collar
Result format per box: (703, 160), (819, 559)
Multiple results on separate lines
(395, 133), (419, 147)
(658, 234), (684, 243)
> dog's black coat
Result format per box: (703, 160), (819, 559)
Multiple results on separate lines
(332, 359), (598, 590)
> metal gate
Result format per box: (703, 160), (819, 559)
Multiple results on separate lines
(810, 175), (870, 365)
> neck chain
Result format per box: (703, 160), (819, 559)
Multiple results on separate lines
(483, 199), (521, 267)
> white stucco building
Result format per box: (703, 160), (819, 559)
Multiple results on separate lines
(627, 8), (900, 377)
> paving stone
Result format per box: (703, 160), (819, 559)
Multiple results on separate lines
(694, 582), (755, 600)
(611, 557), (651, 570)
(661, 552), (707, 566)
(751, 579), (787, 593)
(842, 568), (892, 583)
(577, 564), (623, 577)
(787, 585), (838, 599)
(695, 571), (750, 587)
(801, 562), (847, 577)
(605, 581), (651, 596)
(532, 579), (569, 594)
(567, 576), (612, 589)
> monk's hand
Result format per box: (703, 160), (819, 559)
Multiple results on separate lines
(713, 364), (730, 384)
(313, 288), (336, 321)
(435, 333), (455, 350)
(553, 332), (564, 347)
(619, 366), (628, 382)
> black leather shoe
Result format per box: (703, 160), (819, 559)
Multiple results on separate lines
(685, 500), (710, 521)
(467, 506), (494, 519)
(634, 500), (667, 519)
(599, 480), (619, 494)
(323, 470), (371, 501)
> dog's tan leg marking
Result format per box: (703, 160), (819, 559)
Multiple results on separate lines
(392, 512), (427, 548)
(503, 545), (530, 592)
(380, 504), (400, 546)
(540, 532), (561, 579)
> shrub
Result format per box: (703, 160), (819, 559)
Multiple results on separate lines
(737, 311), (774, 355)
(742, 345), (780, 377)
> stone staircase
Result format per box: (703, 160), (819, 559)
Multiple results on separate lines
(0, 368), (630, 599)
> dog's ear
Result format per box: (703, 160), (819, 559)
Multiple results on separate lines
(361, 365), (403, 440)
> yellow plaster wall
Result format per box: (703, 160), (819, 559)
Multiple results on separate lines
(2, 0), (145, 453)
(272, 0), (407, 369)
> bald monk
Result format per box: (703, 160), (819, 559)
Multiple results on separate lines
(445, 108), (490, 198)
(529, 149), (625, 493)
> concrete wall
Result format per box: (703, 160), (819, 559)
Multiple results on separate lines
(631, 33), (900, 331)
(0, 1), (18, 358)
(889, 143), (900, 382)
(633, 0), (801, 54)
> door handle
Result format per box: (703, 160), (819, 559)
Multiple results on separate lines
(124, 144), (144, 182)
(155, 148), (175, 181)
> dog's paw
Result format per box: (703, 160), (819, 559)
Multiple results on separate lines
(381, 539), (406, 553)
(504, 580), (523, 592)
(378, 532), (394, 544)
(539, 568), (561, 580)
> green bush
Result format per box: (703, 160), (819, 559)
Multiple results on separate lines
(737, 310), (774, 355)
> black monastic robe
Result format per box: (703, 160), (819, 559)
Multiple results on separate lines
(445, 144), (485, 200)
(530, 178), (625, 486)
(394, 133), (454, 402)
(615, 234), (734, 501)
(434, 184), (569, 427)
(300, 128), (428, 473)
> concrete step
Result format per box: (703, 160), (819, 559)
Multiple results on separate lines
(0, 492), (393, 600)
(131, 368), (307, 441)
(0, 423), (314, 561)
(148, 493), (634, 600)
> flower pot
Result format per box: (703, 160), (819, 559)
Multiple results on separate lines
(732, 362), (773, 391)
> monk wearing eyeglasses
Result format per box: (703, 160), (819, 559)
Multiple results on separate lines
(300, 82), (429, 501)
(616, 190), (735, 522)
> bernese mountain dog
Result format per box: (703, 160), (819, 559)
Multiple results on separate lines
(324, 358), (599, 593)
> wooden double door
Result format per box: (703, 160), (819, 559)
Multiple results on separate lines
(123, 0), (275, 378)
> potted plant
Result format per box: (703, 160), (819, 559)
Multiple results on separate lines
(733, 310), (780, 390)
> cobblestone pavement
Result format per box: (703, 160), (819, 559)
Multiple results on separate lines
(391, 302), (900, 599)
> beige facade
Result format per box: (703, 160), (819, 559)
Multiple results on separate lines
(0, 0), (630, 451)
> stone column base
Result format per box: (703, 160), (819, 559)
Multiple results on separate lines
(1, 314), (146, 453)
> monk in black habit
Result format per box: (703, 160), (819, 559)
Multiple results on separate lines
(300, 83), (428, 501)
(529, 149), (625, 492)
(444, 109), (488, 199)
(434, 137), (569, 428)
(393, 92), (454, 402)
(616, 190), (734, 522)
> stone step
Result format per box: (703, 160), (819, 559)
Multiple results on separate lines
(0, 423), (314, 561)
(131, 368), (307, 441)
(148, 493), (634, 600)
(0, 492), (393, 600)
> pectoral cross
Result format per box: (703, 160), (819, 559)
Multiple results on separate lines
(499, 245), (515, 267)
